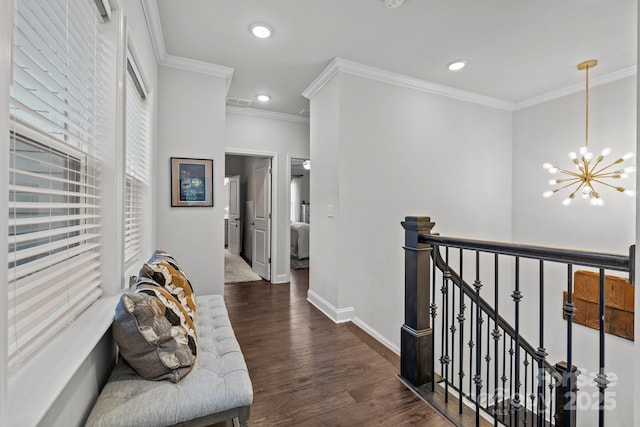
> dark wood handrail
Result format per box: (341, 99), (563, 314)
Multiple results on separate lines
(422, 235), (633, 278)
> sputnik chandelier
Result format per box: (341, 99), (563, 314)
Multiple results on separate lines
(542, 59), (635, 206)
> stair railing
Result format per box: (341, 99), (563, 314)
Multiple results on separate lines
(400, 216), (634, 427)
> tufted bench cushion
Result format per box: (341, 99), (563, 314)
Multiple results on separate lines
(85, 295), (253, 427)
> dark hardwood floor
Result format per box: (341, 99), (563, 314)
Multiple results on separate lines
(219, 268), (453, 426)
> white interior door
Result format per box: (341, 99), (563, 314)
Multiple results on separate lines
(227, 175), (241, 255)
(252, 158), (271, 280)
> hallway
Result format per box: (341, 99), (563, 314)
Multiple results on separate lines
(221, 269), (452, 426)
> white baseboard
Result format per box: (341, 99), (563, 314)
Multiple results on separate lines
(352, 316), (400, 356)
(273, 273), (289, 284)
(306, 291), (400, 357)
(307, 290), (354, 323)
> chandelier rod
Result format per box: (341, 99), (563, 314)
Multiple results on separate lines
(578, 59), (598, 148)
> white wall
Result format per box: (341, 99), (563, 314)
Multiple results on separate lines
(225, 112), (310, 283)
(308, 76), (342, 314)
(156, 66), (227, 296)
(308, 71), (514, 342)
(512, 76), (636, 427)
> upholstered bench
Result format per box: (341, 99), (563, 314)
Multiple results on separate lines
(85, 294), (253, 427)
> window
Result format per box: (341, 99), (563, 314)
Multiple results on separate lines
(8, 0), (104, 373)
(124, 55), (150, 266)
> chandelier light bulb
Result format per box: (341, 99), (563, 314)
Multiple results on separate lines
(583, 152), (593, 162)
(601, 148), (612, 156)
(568, 152), (577, 160)
(542, 163), (552, 169)
(543, 191), (554, 198)
(562, 198), (572, 206)
(579, 146), (588, 156)
(547, 167), (558, 174)
(624, 190), (635, 196)
(623, 152), (634, 160)
(624, 167), (635, 173)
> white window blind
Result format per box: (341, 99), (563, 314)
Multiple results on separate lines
(8, 0), (104, 373)
(124, 56), (149, 265)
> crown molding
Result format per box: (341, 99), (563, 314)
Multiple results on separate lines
(514, 65), (637, 110)
(303, 57), (515, 111)
(305, 58), (638, 113)
(140, 0), (165, 63)
(160, 54), (234, 89)
(301, 58), (342, 100)
(226, 105), (310, 124)
(141, 0), (234, 93)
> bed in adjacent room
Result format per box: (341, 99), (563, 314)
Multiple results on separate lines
(290, 221), (309, 259)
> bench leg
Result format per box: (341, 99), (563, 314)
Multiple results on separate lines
(236, 406), (250, 427)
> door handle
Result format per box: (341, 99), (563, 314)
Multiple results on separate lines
(250, 222), (255, 226)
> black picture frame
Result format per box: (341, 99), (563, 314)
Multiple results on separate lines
(170, 157), (214, 207)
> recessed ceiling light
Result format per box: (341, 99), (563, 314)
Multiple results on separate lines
(256, 94), (270, 102)
(448, 60), (467, 71)
(250, 23), (272, 39)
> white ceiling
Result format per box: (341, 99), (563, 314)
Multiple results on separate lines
(152, 0), (637, 117)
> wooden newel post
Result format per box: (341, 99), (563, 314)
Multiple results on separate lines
(400, 216), (435, 388)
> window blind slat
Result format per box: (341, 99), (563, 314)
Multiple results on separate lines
(9, 241), (101, 283)
(11, 168), (100, 192)
(10, 201), (99, 210)
(10, 184), (101, 200)
(9, 254), (99, 300)
(9, 213), (99, 227)
(10, 233), (101, 264)
(8, 286), (102, 366)
(9, 269), (101, 326)
(9, 223), (101, 245)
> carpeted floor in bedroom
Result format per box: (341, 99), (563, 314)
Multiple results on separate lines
(224, 250), (262, 283)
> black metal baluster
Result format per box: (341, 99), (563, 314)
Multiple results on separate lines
(549, 377), (555, 427)
(512, 257), (523, 423)
(564, 264), (575, 427)
(523, 353), (529, 425)
(493, 254), (501, 427)
(469, 299), (474, 399)
(440, 247), (451, 402)
(529, 360), (535, 426)
(458, 248), (465, 414)
(537, 260), (547, 427)
(451, 248), (458, 403)
(509, 338), (514, 427)
(485, 312), (491, 412)
(596, 268), (608, 427)
(430, 246), (438, 392)
(501, 334), (507, 418)
(474, 250), (483, 426)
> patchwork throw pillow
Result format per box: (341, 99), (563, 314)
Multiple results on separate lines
(140, 261), (197, 319)
(112, 278), (198, 383)
(147, 249), (182, 271)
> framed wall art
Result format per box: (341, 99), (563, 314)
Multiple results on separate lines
(170, 157), (214, 207)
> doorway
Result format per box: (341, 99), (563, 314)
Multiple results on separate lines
(289, 157), (310, 270)
(224, 153), (273, 283)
